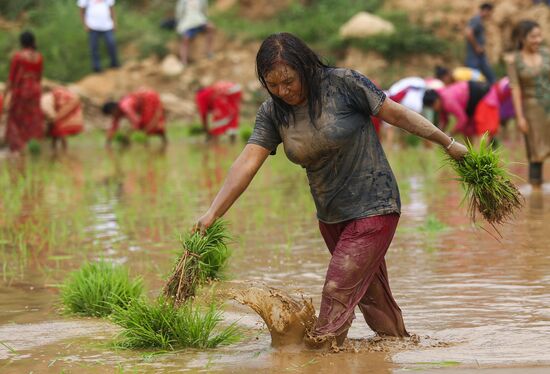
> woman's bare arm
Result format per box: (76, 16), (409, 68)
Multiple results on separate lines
(195, 143), (271, 233)
(377, 98), (467, 159)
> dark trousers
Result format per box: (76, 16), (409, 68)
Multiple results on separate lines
(88, 29), (119, 72)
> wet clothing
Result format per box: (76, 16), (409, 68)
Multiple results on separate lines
(316, 214), (408, 338)
(506, 49), (550, 164)
(109, 89), (165, 138)
(249, 68), (400, 224)
(196, 81), (242, 136)
(5, 49), (44, 152)
(465, 14), (495, 84)
(41, 88), (84, 138)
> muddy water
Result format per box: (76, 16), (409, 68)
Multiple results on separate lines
(1, 133), (550, 373)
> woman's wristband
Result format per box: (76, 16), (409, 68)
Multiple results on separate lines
(445, 137), (455, 150)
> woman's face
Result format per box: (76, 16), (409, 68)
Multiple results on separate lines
(524, 26), (543, 52)
(264, 63), (306, 106)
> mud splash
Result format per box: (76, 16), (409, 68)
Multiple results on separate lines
(232, 286), (316, 347)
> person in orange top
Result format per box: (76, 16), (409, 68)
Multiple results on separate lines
(4, 31), (44, 152)
(41, 86), (84, 151)
(196, 81), (242, 142)
(102, 89), (167, 146)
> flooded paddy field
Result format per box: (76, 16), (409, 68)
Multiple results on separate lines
(1, 130), (549, 373)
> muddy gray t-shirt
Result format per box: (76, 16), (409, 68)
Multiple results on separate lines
(248, 68), (400, 223)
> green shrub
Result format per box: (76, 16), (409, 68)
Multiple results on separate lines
(61, 261), (143, 317)
(111, 298), (240, 350)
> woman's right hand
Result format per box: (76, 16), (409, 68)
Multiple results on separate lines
(193, 212), (216, 235)
(517, 116), (529, 134)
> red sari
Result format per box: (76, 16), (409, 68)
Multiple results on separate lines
(109, 89), (165, 138)
(196, 81), (242, 136)
(49, 88), (84, 138)
(6, 49), (44, 151)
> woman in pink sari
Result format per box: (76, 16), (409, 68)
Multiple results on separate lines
(4, 31), (44, 152)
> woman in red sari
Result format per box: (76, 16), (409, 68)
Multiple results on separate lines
(4, 31), (44, 152)
(41, 86), (84, 151)
(102, 89), (167, 146)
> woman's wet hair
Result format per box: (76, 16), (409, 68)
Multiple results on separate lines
(256, 32), (330, 127)
(102, 101), (119, 115)
(512, 20), (540, 50)
(20, 31), (36, 49)
(423, 89), (440, 108)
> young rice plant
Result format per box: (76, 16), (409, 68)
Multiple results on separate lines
(111, 297), (240, 350)
(61, 261), (143, 317)
(164, 220), (231, 305)
(447, 135), (523, 226)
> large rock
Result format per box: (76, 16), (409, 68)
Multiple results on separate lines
(339, 12), (395, 39)
(161, 54), (185, 77)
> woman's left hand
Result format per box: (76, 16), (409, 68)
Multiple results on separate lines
(446, 140), (468, 161)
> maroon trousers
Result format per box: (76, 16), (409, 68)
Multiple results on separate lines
(314, 213), (408, 338)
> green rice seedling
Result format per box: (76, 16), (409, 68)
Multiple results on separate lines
(111, 297), (240, 350)
(130, 131), (148, 145)
(27, 139), (41, 156)
(186, 124), (206, 137)
(163, 220), (231, 305)
(239, 126), (253, 142)
(61, 261), (143, 317)
(113, 132), (131, 147)
(447, 135), (523, 225)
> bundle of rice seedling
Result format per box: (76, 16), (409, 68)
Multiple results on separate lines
(130, 130), (148, 144)
(111, 297), (240, 350)
(113, 131), (130, 147)
(163, 220), (231, 306)
(447, 135), (523, 225)
(61, 261), (143, 317)
(27, 139), (41, 156)
(186, 124), (206, 137)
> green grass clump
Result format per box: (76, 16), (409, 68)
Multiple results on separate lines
(61, 261), (143, 317)
(448, 135), (523, 225)
(164, 220), (231, 305)
(111, 297), (240, 350)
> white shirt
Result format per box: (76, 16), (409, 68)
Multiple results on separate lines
(176, 0), (208, 34)
(78, 0), (115, 31)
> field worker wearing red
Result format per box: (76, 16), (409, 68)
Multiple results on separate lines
(41, 86), (84, 150)
(194, 33), (467, 349)
(102, 89), (167, 146)
(196, 81), (242, 142)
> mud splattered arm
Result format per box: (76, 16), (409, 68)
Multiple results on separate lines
(377, 98), (467, 160)
(194, 144), (271, 233)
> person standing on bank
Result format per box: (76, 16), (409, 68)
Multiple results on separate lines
(465, 3), (495, 84)
(194, 33), (468, 348)
(78, 0), (120, 73)
(505, 20), (550, 187)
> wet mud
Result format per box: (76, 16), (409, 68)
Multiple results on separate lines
(232, 285), (316, 347)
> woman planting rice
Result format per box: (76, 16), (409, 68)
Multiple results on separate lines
(194, 33), (468, 348)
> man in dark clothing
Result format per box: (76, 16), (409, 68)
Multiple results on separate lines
(465, 3), (495, 84)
